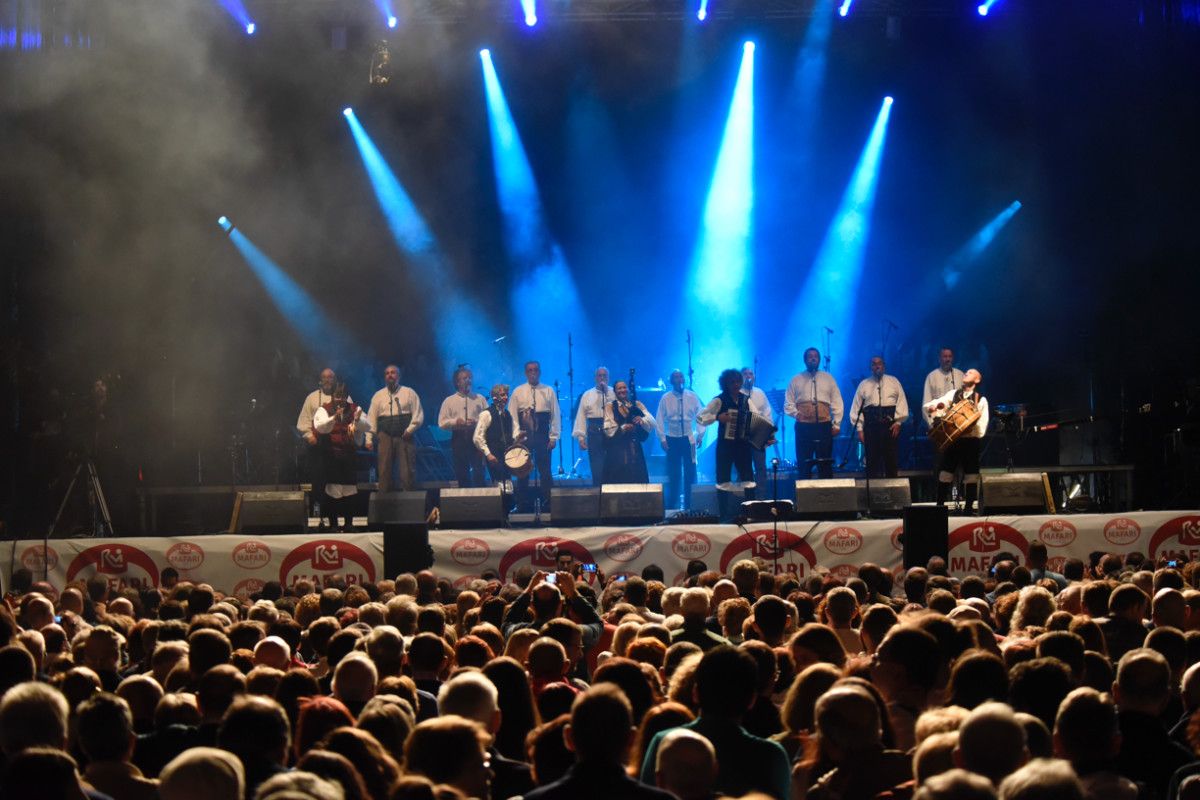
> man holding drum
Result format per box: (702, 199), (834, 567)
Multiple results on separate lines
(784, 348), (843, 479)
(473, 383), (523, 486)
(924, 368), (989, 514)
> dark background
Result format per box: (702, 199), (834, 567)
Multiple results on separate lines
(2, 0), (1198, 531)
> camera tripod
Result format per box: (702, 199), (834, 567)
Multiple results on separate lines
(49, 457), (113, 538)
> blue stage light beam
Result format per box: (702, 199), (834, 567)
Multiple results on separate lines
(977, 0), (1000, 15)
(943, 200), (1022, 289)
(838, 0), (853, 17)
(774, 96), (894, 379)
(678, 41), (756, 394)
(217, 0), (255, 34)
(479, 49), (596, 378)
(343, 108), (500, 368)
(697, 0), (709, 21)
(217, 219), (357, 359)
(520, 0), (538, 26)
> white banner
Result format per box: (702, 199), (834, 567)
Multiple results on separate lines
(430, 511), (1200, 587)
(0, 533), (385, 601)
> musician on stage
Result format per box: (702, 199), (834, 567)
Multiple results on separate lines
(508, 361), (560, 511)
(312, 382), (363, 531)
(925, 368), (989, 514)
(922, 347), (965, 428)
(740, 367), (775, 487)
(699, 369), (758, 516)
(849, 356), (909, 479)
(655, 369), (704, 509)
(296, 368), (343, 525)
(365, 365), (424, 492)
(784, 348), (844, 479)
(473, 383), (522, 485)
(601, 380), (655, 484)
(438, 366), (489, 488)
(572, 366), (615, 486)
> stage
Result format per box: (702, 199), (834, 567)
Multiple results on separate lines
(5, 510), (1197, 599)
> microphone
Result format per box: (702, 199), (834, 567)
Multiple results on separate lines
(493, 335), (507, 343)
(885, 319), (898, 330)
(823, 326), (834, 333)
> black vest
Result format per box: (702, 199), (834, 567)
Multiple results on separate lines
(485, 405), (516, 456)
(715, 393), (750, 441)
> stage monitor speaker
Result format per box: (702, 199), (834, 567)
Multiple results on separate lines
(600, 484), (664, 524)
(552, 488), (601, 524)
(794, 479), (859, 518)
(439, 487), (505, 528)
(857, 478), (912, 516)
(369, 491), (429, 527)
(689, 485), (748, 520)
(902, 505), (949, 569)
(229, 491), (307, 534)
(981, 473), (1055, 514)
(383, 524), (432, 576)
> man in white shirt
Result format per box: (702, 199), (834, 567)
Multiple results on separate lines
(740, 367), (775, 488)
(296, 368), (339, 523)
(848, 356), (908, 479)
(922, 348), (965, 428)
(784, 348), (844, 479)
(655, 370), (704, 509)
(365, 364), (424, 492)
(573, 367), (615, 487)
(473, 384), (522, 485)
(508, 361), (560, 511)
(924, 368), (989, 514)
(438, 366), (489, 488)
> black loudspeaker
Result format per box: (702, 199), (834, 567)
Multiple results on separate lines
(368, 491), (428, 527)
(981, 473), (1055, 514)
(229, 491), (307, 534)
(600, 484), (665, 524)
(439, 488), (505, 528)
(794, 479), (859, 518)
(551, 488), (601, 524)
(857, 478), (912, 516)
(383, 524), (432, 576)
(902, 505), (949, 569)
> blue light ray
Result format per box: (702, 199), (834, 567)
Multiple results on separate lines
(943, 201), (1022, 289)
(676, 42), (756, 394)
(343, 108), (500, 369)
(838, 0), (853, 17)
(479, 49), (596, 378)
(218, 220), (357, 360)
(698, 0), (709, 21)
(977, 0), (1001, 16)
(774, 96), (893, 380)
(217, 0), (255, 34)
(520, 0), (538, 26)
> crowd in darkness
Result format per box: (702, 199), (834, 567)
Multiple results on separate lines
(3, 541), (1200, 799)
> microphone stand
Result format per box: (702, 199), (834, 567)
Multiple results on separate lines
(771, 457), (781, 567)
(686, 330), (694, 390)
(555, 379), (565, 477)
(566, 333), (577, 478)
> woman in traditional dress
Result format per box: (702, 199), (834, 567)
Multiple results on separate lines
(602, 380), (655, 484)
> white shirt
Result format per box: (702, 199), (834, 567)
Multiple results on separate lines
(603, 400), (655, 438)
(741, 386), (775, 425)
(573, 386), (616, 443)
(784, 371), (844, 428)
(923, 367), (966, 426)
(508, 382), (562, 442)
(438, 392), (489, 433)
(848, 375), (909, 431)
(654, 389), (705, 444)
(297, 389), (338, 437)
(473, 409), (521, 459)
(365, 385), (423, 445)
(925, 388), (990, 438)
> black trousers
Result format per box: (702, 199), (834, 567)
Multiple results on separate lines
(451, 431), (485, 488)
(517, 435), (554, 509)
(938, 437), (981, 478)
(664, 436), (697, 509)
(716, 439), (755, 489)
(863, 422), (898, 478)
(751, 445), (768, 488)
(586, 426), (607, 487)
(796, 421), (834, 479)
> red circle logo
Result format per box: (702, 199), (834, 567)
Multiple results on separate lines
(65, 544), (159, 590)
(232, 541), (272, 570)
(1104, 517), (1142, 546)
(20, 545), (58, 574)
(279, 539), (377, 590)
(718, 528), (818, 577)
(948, 521), (1029, 557)
(1039, 519), (1077, 548)
(890, 525), (904, 552)
(451, 537), (490, 567)
(1148, 515), (1200, 561)
(497, 537), (595, 582)
(828, 564), (858, 580)
(604, 533), (644, 563)
(166, 542), (205, 571)
(823, 526), (864, 556)
(233, 578), (265, 601)
(671, 530), (712, 561)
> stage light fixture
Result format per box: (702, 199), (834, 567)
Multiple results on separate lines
(217, 216), (232, 232)
(245, 22), (256, 34)
(697, 0), (708, 21)
(521, 0), (537, 26)
(838, 0), (852, 17)
(977, 0), (999, 15)
(343, 107), (353, 117)
(388, 15), (398, 28)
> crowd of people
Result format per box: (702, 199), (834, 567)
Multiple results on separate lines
(2, 542), (1200, 800)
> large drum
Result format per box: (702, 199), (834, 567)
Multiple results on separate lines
(929, 398), (982, 453)
(503, 445), (534, 477)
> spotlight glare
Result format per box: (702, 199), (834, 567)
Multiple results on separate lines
(387, 15), (398, 27)
(479, 48), (491, 60)
(343, 107), (352, 117)
(217, 215), (230, 229)
(245, 22), (255, 34)
(977, 4), (988, 14)
(884, 95), (894, 105)
(837, 0), (851, 17)
(744, 40), (755, 53)
(697, 0), (708, 20)
(525, 13), (537, 26)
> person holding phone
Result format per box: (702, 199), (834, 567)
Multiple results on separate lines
(501, 570), (603, 651)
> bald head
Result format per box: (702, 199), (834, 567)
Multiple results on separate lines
(253, 636), (290, 670)
(655, 729), (717, 800)
(955, 702), (1029, 785)
(1153, 588), (1188, 630)
(816, 686), (883, 756)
